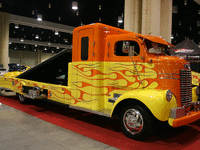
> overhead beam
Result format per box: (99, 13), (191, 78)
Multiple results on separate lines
(9, 13), (75, 34)
(9, 38), (72, 49)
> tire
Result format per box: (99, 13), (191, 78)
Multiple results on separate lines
(119, 105), (154, 140)
(17, 93), (28, 104)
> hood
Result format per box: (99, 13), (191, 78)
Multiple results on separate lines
(157, 56), (188, 88)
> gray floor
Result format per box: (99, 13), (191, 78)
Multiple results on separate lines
(0, 103), (119, 150)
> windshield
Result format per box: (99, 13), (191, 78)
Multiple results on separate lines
(145, 39), (171, 55)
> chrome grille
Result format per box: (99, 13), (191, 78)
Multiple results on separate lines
(180, 70), (192, 106)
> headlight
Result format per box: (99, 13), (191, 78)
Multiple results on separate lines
(166, 90), (173, 102)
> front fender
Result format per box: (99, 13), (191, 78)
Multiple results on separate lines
(192, 86), (198, 102)
(111, 89), (177, 121)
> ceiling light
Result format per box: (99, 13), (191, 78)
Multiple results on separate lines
(72, 1), (78, 10)
(99, 5), (101, 10)
(172, 6), (178, 13)
(55, 31), (59, 35)
(20, 38), (24, 42)
(184, 0), (187, 5)
(65, 39), (68, 43)
(118, 16), (123, 23)
(35, 45), (37, 47)
(9, 42), (12, 44)
(37, 14), (42, 21)
(179, 21), (181, 25)
(35, 34), (39, 39)
(49, 3), (51, 8)
(15, 24), (19, 28)
(57, 47), (59, 49)
(197, 21), (200, 27)
(44, 48), (47, 50)
(171, 35), (174, 39)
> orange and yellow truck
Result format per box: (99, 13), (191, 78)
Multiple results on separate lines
(0, 23), (200, 140)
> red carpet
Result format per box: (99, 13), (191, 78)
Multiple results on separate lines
(0, 96), (200, 150)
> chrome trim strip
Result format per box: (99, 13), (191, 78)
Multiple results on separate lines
(69, 105), (111, 117)
(158, 73), (179, 75)
(159, 77), (180, 80)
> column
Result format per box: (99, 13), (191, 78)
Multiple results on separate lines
(125, 0), (172, 43)
(37, 50), (42, 64)
(160, 0), (172, 43)
(141, 0), (161, 36)
(0, 12), (10, 70)
(124, 0), (142, 33)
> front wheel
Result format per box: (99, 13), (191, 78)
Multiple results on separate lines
(119, 105), (154, 140)
(17, 93), (28, 104)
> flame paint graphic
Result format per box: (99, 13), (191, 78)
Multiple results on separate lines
(71, 62), (158, 106)
(4, 62), (158, 110)
(192, 71), (200, 86)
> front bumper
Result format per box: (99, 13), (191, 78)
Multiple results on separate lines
(168, 102), (200, 127)
(169, 111), (200, 127)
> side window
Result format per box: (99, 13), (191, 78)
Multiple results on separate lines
(81, 37), (89, 60)
(114, 40), (140, 56)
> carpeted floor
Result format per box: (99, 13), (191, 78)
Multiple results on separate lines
(0, 96), (199, 150)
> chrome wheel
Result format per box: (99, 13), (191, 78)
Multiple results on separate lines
(18, 94), (28, 104)
(120, 105), (154, 140)
(19, 94), (25, 102)
(123, 108), (144, 135)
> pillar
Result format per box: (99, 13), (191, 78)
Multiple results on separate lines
(0, 12), (10, 70)
(142, 0), (161, 36)
(124, 0), (172, 43)
(160, 0), (172, 43)
(124, 0), (142, 33)
(37, 50), (42, 64)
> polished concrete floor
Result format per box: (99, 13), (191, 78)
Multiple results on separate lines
(0, 103), (119, 150)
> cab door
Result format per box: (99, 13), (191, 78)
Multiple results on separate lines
(108, 37), (145, 92)
(71, 28), (94, 109)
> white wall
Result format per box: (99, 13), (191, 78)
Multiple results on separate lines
(9, 49), (56, 68)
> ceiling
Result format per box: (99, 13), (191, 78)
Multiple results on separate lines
(0, 0), (200, 53)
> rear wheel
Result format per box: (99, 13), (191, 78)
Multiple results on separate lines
(17, 93), (28, 104)
(119, 105), (154, 140)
